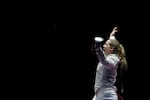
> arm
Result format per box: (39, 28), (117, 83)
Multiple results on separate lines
(94, 27), (119, 68)
(109, 26), (118, 40)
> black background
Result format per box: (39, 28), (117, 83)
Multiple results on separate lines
(48, 8), (150, 100)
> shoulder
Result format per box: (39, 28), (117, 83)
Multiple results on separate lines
(106, 54), (120, 66)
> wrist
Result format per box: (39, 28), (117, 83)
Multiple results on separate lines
(109, 36), (116, 40)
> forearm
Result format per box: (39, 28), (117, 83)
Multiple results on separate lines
(94, 42), (109, 65)
(109, 26), (117, 39)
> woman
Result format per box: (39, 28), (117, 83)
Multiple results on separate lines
(92, 26), (128, 100)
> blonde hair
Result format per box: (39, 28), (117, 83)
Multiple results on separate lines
(109, 39), (128, 70)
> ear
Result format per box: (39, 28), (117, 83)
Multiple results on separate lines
(110, 47), (115, 52)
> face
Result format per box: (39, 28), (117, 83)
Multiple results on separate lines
(103, 40), (113, 55)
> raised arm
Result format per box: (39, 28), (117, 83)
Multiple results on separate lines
(109, 26), (118, 40)
(94, 26), (119, 69)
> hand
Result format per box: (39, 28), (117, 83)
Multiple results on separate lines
(110, 27), (118, 36)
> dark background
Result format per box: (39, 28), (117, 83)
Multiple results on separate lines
(48, 8), (150, 100)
